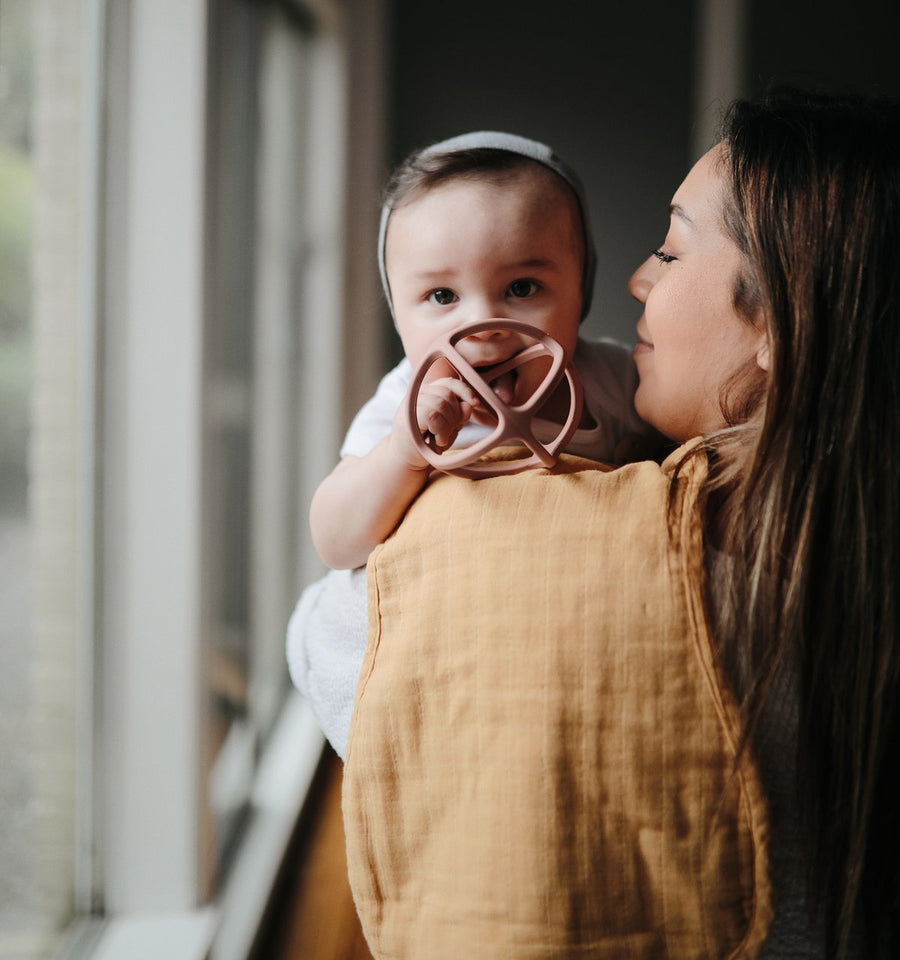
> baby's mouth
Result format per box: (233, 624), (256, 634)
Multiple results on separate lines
(474, 360), (518, 405)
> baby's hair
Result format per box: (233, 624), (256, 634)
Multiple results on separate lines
(383, 146), (559, 211)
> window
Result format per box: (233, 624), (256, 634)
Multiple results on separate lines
(94, 0), (345, 941)
(202, 0), (347, 895)
(0, 1), (81, 956)
(0, 0), (387, 957)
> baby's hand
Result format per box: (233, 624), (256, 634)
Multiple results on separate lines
(391, 377), (483, 468)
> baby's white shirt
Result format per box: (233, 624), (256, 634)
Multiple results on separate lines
(340, 336), (649, 464)
(289, 335), (652, 759)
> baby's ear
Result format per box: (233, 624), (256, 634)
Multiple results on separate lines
(755, 335), (770, 373)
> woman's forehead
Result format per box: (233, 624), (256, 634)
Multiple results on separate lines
(670, 146), (729, 230)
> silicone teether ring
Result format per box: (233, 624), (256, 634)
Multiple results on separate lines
(406, 319), (584, 478)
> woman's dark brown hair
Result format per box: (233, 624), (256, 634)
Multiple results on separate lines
(707, 89), (900, 957)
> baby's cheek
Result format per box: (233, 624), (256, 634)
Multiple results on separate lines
(515, 356), (556, 405)
(419, 357), (458, 384)
(470, 406), (499, 427)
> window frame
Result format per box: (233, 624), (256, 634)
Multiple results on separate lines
(55, 0), (388, 956)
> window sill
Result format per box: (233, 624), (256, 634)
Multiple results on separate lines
(57, 692), (325, 960)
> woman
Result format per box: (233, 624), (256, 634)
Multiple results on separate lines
(659, 91), (900, 958)
(289, 89), (900, 958)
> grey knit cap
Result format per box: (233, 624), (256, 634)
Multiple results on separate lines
(377, 130), (597, 323)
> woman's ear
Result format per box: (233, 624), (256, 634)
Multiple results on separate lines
(755, 335), (770, 372)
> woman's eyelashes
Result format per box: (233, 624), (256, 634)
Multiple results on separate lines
(652, 248), (676, 264)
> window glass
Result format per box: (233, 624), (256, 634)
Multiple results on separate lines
(0, 0), (346, 942)
(202, 0), (311, 891)
(0, 0), (78, 954)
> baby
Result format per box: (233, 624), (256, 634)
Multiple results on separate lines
(310, 131), (654, 571)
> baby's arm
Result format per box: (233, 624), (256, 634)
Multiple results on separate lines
(310, 376), (482, 569)
(310, 434), (429, 571)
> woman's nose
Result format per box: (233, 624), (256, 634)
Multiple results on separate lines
(628, 258), (654, 303)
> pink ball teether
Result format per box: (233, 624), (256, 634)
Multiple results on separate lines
(406, 319), (584, 478)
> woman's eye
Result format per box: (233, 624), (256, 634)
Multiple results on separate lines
(651, 248), (676, 264)
(428, 288), (457, 306)
(508, 279), (539, 298)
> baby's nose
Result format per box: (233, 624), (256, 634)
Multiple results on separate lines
(464, 323), (512, 341)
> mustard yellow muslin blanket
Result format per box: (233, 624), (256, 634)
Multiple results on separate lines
(343, 447), (772, 958)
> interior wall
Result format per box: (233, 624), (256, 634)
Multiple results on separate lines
(382, 0), (900, 357)
(745, 1), (900, 100)
(384, 0), (697, 350)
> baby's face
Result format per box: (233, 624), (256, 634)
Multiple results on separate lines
(384, 169), (584, 381)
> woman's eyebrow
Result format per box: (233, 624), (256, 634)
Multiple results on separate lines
(669, 202), (693, 225)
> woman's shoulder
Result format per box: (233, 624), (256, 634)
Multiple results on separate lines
(350, 437), (770, 960)
(393, 441), (707, 564)
(555, 437), (706, 486)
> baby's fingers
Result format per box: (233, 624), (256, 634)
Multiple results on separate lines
(435, 377), (483, 410)
(420, 398), (463, 450)
(417, 381), (480, 450)
(423, 378), (483, 423)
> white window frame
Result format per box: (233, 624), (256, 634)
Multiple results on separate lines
(56, 0), (388, 957)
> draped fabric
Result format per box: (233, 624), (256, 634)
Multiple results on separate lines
(343, 447), (772, 959)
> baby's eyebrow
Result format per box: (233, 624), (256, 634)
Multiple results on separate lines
(508, 257), (558, 271)
(411, 268), (459, 280)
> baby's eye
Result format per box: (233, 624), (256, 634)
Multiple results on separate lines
(651, 248), (676, 264)
(507, 278), (539, 298)
(428, 288), (457, 306)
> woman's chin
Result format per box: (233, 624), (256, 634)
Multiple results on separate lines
(633, 389), (663, 436)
